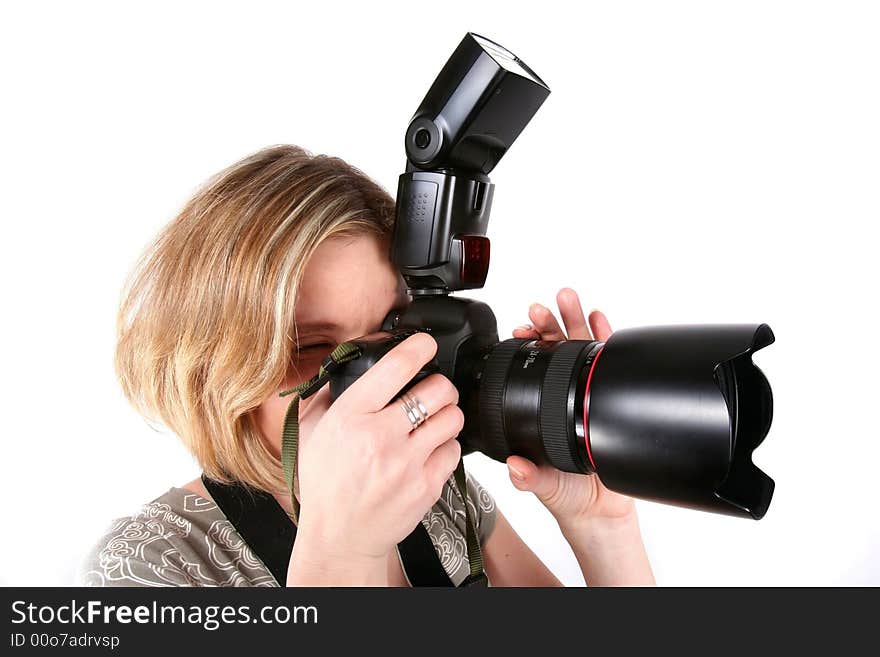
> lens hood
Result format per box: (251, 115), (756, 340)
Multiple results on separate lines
(588, 324), (775, 519)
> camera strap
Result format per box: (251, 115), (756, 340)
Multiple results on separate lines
(277, 341), (487, 587)
(201, 473), (455, 587)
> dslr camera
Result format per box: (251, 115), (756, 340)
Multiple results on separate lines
(329, 33), (775, 520)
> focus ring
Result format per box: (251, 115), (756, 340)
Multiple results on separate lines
(539, 341), (592, 473)
(478, 339), (528, 462)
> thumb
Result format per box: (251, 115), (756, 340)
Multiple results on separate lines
(506, 455), (560, 502)
(300, 384), (333, 415)
(296, 386), (333, 444)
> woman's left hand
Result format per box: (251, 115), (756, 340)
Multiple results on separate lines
(508, 288), (636, 528)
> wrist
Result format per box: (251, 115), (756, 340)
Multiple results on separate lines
(557, 507), (642, 543)
(558, 509), (655, 586)
(286, 513), (389, 586)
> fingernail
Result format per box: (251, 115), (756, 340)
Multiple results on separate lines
(509, 464), (525, 481)
(515, 324), (533, 331)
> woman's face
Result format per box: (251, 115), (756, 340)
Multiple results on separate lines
(254, 233), (408, 456)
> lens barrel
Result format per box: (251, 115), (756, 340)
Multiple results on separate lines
(476, 339), (602, 473)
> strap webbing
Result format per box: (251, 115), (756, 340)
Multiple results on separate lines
(201, 474), (295, 586)
(279, 342), (362, 525)
(202, 473), (454, 586)
(455, 460), (487, 586)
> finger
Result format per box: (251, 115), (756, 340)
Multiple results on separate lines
(588, 309), (613, 342)
(506, 455), (562, 502)
(407, 404), (465, 461)
(528, 303), (567, 341)
(335, 332), (437, 413)
(556, 288), (593, 340)
(423, 438), (462, 497)
(376, 373), (459, 435)
(512, 324), (541, 340)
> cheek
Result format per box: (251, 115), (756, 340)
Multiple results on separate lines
(253, 359), (325, 454)
(253, 394), (289, 456)
(254, 386), (326, 458)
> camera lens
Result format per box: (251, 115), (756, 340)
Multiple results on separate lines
(464, 325), (775, 519)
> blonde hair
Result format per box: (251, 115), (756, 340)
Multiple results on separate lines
(115, 145), (395, 495)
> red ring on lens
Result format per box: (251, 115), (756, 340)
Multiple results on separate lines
(582, 345), (605, 470)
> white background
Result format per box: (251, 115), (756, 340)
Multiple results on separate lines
(1, 1), (878, 586)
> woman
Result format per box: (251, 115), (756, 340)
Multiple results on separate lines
(81, 145), (654, 587)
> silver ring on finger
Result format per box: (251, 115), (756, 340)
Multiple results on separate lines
(400, 393), (429, 430)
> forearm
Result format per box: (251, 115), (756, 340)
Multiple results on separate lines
(559, 511), (655, 587)
(286, 518), (389, 586)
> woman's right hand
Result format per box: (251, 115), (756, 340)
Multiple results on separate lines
(288, 332), (464, 584)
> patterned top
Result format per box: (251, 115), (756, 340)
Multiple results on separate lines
(79, 472), (497, 587)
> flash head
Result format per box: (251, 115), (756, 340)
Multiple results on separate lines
(404, 33), (550, 172)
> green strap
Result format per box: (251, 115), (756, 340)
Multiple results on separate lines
(279, 341), (487, 586)
(454, 459), (487, 586)
(279, 389), (307, 525)
(280, 342), (362, 525)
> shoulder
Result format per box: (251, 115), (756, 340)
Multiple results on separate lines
(79, 488), (277, 587)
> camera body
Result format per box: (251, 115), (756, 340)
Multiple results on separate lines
(328, 296), (499, 454)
